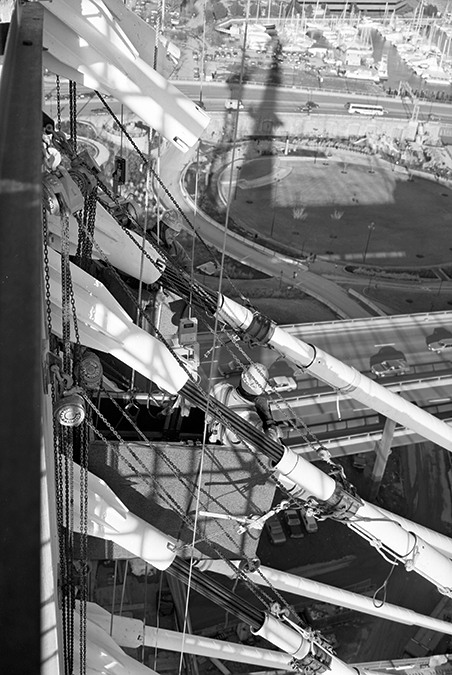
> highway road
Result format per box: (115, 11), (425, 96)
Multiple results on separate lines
(174, 81), (452, 122)
(282, 310), (452, 373)
(44, 77), (452, 123)
(200, 310), (452, 384)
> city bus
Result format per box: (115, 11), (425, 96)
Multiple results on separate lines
(345, 102), (387, 116)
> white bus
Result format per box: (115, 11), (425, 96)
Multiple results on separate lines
(345, 102), (387, 116)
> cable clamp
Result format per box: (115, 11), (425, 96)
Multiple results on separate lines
(239, 557), (261, 574)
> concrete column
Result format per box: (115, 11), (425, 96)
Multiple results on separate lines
(369, 417), (397, 500)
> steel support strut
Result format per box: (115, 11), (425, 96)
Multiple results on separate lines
(0, 3), (44, 672)
(216, 299), (452, 452)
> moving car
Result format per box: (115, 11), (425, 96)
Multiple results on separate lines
(283, 509), (304, 538)
(427, 336), (452, 353)
(265, 516), (287, 545)
(371, 358), (410, 378)
(225, 99), (244, 111)
(297, 101), (319, 112)
(299, 508), (318, 534)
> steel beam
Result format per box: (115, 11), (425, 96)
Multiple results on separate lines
(0, 1), (44, 672)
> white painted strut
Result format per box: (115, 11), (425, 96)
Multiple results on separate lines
(41, 0), (210, 151)
(372, 504), (452, 560)
(217, 296), (452, 452)
(72, 464), (177, 570)
(47, 203), (164, 285)
(253, 614), (356, 675)
(85, 602), (294, 669)
(48, 247), (188, 395)
(275, 448), (452, 597)
(74, 603), (161, 675)
(196, 559), (452, 635)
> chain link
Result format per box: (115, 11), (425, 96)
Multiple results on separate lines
(78, 420), (89, 675)
(39, 89), (342, 672)
(60, 210), (72, 373)
(42, 105), (343, 639)
(82, 403), (294, 618)
(42, 207), (54, 340)
(69, 80), (77, 154)
(92, 90), (253, 306)
(56, 75), (61, 131)
(75, 188), (97, 267)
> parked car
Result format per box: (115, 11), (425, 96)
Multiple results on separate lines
(352, 454), (366, 470)
(266, 375), (297, 393)
(283, 509), (304, 538)
(371, 358), (410, 378)
(265, 516), (287, 545)
(427, 336), (452, 353)
(299, 508), (318, 533)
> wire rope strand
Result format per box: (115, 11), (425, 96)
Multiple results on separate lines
(177, 428), (208, 675)
(119, 559), (129, 617)
(131, 124), (153, 391)
(82, 404), (300, 618)
(109, 560), (118, 636)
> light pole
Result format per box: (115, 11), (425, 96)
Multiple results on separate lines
(363, 222), (375, 264)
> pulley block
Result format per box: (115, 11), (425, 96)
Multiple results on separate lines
(54, 393), (86, 427)
(76, 351), (103, 390)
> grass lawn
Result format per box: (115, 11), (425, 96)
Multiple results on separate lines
(230, 155), (452, 267)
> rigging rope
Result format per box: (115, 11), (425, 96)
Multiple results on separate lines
(82, 403), (305, 627)
(42, 79), (357, 652)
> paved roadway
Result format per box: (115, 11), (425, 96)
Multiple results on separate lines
(281, 311), (452, 373)
(45, 79), (452, 122)
(173, 81), (452, 122)
(200, 310), (452, 383)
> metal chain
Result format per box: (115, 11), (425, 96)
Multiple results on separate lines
(92, 90), (253, 304)
(43, 183), (75, 674)
(52, 126), (253, 332)
(41, 118), (323, 649)
(61, 423), (75, 675)
(56, 75), (61, 131)
(75, 188), (97, 267)
(54, 169), (332, 491)
(87, 393), (311, 623)
(82, 404), (290, 617)
(42, 207), (54, 339)
(102, 390), (260, 542)
(60, 210), (72, 374)
(65, 204), (314, 492)
(78, 421), (89, 675)
(69, 80), (77, 154)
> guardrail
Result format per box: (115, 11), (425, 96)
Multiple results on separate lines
(280, 309), (452, 332)
(288, 402), (452, 456)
